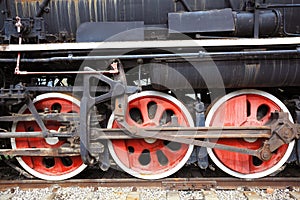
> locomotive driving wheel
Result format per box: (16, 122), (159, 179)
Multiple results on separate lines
(11, 93), (86, 180)
(206, 89), (295, 179)
(108, 91), (194, 179)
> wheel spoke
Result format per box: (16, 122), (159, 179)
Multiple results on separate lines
(139, 99), (152, 123)
(108, 91), (194, 179)
(206, 90), (294, 179)
(152, 104), (166, 125)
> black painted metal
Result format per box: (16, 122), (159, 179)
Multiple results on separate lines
(151, 58), (300, 89)
(176, 0), (192, 12)
(195, 98), (208, 169)
(4, 17), (46, 43)
(36, 0), (51, 17)
(76, 21), (144, 42)
(233, 10), (280, 37)
(79, 66), (138, 164)
(1, 0), (300, 42)
(168, 9), (235, 33)
(168, 8), (280, 37)
(80, 67), (118, 164)
(0, 49), (298, 63)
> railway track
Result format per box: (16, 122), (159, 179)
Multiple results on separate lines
(0, 177), (299, 200)
(0, 177), (299, 190)
(0, 162), (299, 199)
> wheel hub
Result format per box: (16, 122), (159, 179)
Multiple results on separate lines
(45, 137), (59, 145)
(144, 138), (157, 144)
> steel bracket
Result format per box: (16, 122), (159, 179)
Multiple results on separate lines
(0, 85), (26, 103)
(79, 64), (138, 165)
(266, 111), (300, 153)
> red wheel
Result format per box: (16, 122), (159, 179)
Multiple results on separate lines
(11, 93), (86, 180)
(206, 90), (295, 178)
(108, 91), (194, 179)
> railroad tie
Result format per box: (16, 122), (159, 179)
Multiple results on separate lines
(0, 194), (14, 200)
(42, 193), (56, 200)
(289, 191), (300, 200)
(126, 191), (140, 200)
(243, 191), (263, 200)
(203, 190), (218, 200)
(166, 191), (181, 200)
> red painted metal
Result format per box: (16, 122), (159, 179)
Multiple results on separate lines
(111, 95), (191, 174)
(15, 97), (84, 176)
(209, 94), (289, 174)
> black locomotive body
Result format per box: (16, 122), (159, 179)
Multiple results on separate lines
(1, 0), (300, 43)
(0, 0), (299, 180)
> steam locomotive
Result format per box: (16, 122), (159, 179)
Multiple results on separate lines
(0, 0), (299, 180)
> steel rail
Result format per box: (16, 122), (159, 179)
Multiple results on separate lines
(0, 177), (298, 191)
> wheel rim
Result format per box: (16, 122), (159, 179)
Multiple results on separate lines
(108, 91), (194, 179)
(11, 93), (86, 180)
(206, 89), (295, 179)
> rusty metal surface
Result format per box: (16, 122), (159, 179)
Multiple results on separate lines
(0, 113), (79, 122)
(162, 177), (300, 190)
(0, 177), (298, 191)
(0, 147), (80, 157)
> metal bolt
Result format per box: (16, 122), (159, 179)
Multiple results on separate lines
(282, 127), (293, 139)
(261, 151), (271, 161)
(44, 7), (50, 13)
(137, 58), (143, 64)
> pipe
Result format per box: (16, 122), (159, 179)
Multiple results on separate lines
(257, 4), (300, 8)
(0, 49), (298, 63)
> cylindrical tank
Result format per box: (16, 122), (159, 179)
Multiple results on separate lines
(232, 10), (280, 37)
(150, 58), (300, 89)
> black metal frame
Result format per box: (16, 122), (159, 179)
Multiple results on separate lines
(254, 1), (300, 38)
(79, 66), (138, 164)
